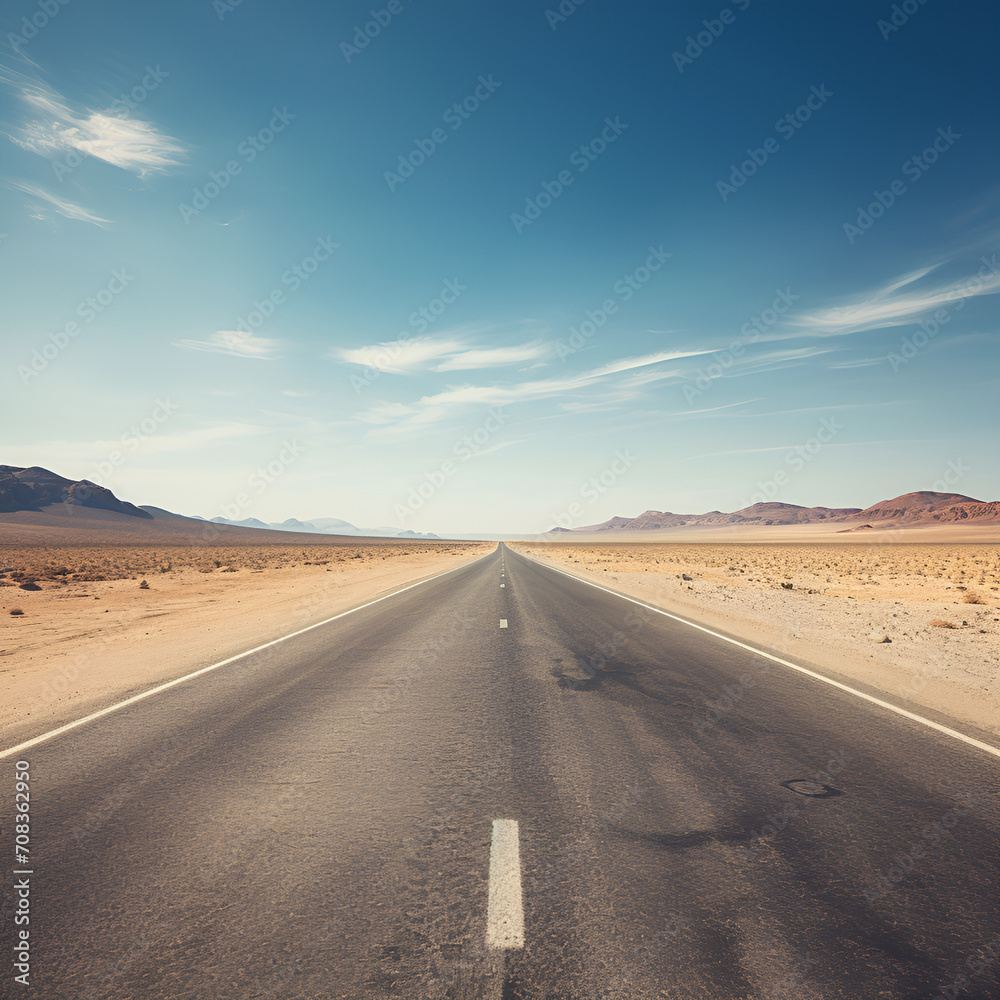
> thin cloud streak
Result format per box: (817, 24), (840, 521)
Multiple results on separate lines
(789, 260), (1000, 336)
(173, 332), (283, 360)
(434, 341), (548, 371)
(8, 180), (110, 226)
(361, 348), (714, 435)
(331, 334), (549, 374)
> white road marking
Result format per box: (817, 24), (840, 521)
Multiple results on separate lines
(500, 619), (508, 628)
(534, 559), (1000, 762)
(0, 558), (485, 761)
(501, 583), (505, 588)
(486, 819), (525, 949)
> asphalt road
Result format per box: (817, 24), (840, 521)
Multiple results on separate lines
(3, 543), (999, 998)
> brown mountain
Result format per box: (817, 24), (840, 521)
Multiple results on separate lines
(0, 465), (152, 519)
(574, 501), (861, 532)
(564, 492), (999, 533)
(0, 465), (436, 546)
(851, 491), (1000, 524)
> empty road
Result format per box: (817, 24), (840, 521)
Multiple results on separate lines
(3, 544), (999, 998)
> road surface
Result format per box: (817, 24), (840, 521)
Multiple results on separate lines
(3, 544), (999, 998)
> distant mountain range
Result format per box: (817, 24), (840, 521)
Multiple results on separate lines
(0, 466), (437, 539)
(554, 491), (1000, 533)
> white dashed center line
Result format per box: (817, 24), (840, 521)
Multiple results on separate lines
(486, 819), (524, 949)
(499, 619), (508, 628)
(500, 583), (505, 588)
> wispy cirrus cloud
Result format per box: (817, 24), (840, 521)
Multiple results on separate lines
(789, 259), (1000, 336)
(173, 332), (283, 361)
(7, 179), (110, 226)
(435, 341), (549, 371)
(330, 336), (465, 374)
(360, 348), (713, 434)
(827, 356), (885, 369)
(2, 64), (186, 176)
(330, 333), (549, 374)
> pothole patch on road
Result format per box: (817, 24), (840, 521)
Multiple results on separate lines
(780, 779), (843, 797)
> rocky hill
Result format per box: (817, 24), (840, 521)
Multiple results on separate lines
(0, 465), (152, 518)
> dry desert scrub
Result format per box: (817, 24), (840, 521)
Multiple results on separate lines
(513, 542), (999, 607)
(0, 541), (485, 590)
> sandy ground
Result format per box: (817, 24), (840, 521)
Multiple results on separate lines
(0, 542), (491, 740)
(542, 523), (1000, 544)
(509, 541), (1000, 737)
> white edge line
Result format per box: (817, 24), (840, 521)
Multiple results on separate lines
(524, 554), (1000, 761)
(0, 554), (490, 761)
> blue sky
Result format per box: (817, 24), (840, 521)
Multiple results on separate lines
(1, 0), (997, 534)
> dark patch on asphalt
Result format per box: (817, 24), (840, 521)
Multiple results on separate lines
(781, 779), (843, 797)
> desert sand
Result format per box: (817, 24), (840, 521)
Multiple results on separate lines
(0, 540), (491, 743)
(509, 539), (1000, 737)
